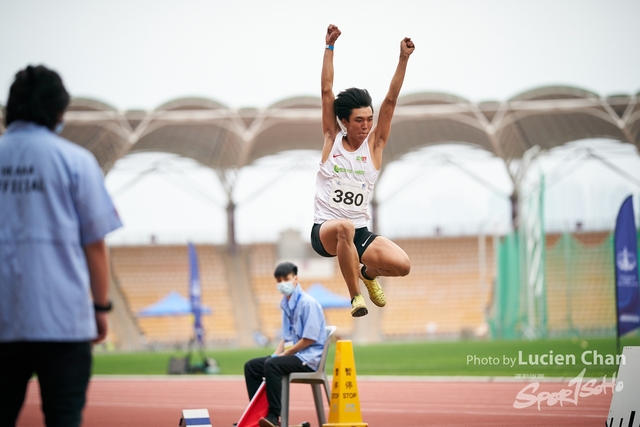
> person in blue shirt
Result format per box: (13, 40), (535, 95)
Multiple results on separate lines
(244, 262), (327, 427)
(0, 65), (122, 427)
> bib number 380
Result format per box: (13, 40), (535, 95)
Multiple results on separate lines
(329, 178), (368, 213)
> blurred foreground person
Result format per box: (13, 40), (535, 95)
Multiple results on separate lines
(0, 65), (122, 427)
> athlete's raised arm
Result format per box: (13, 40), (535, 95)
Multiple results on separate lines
(369, 37), (415, 165)
(320, 24), (341, 163)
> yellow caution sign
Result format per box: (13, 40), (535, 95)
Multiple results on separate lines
(323, 340), (368, 427)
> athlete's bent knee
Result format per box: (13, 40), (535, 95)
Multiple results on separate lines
(397, 257), (411, 277)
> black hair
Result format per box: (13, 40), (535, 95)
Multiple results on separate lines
(4, 65), (70, 130)
(333, 87), (373, 122)
(274, 261), (298, 279)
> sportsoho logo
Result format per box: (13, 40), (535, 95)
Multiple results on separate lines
(513, 368), (619, 411)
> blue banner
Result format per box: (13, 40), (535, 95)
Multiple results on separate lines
(614, 196), (640, 337)
(188, 242), (205, 345)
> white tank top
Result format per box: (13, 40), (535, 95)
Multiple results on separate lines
(313, 131), (379, 228)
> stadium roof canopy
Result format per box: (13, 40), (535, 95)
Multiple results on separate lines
(2, 85), (637, 181)
(1, 85), (638, 243)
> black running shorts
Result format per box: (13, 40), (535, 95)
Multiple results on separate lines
(310, 222), (378, 261)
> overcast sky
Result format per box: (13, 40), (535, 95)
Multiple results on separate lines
(2, 0), (639, 110)
(1, 0), (639, 244)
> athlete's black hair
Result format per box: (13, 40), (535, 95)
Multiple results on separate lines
(4, 65), (70, 130)
(333, 87), (373, 122)
(274, 261), (298, 279)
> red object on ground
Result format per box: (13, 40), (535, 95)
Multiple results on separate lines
(237, 380), (269, 427)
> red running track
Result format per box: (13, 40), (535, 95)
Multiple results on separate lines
(17, 376), (613, 427)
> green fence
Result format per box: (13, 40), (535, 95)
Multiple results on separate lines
(490, 231), (640, 339)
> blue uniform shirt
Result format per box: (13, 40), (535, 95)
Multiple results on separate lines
(0, 121), (123, 342)
(280, 284), (327, 371)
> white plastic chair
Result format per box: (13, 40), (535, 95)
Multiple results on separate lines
(280, 325), (337, 427)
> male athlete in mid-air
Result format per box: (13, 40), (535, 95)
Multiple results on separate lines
(311, 24), (414, 317)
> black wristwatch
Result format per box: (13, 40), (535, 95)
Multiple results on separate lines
(93, 301), (113, 313)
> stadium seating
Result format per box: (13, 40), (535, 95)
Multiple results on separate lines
(108, 231), (621, 348)
(381, 236), (494, 339)
(110, 245), (237, 346)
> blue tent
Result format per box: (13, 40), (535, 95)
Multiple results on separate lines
(138, 291), (212, 317)
(306, 283), (351, 308)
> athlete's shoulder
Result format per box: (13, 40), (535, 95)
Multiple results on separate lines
(321, 129), (343, 162)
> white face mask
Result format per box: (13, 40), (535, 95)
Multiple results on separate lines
(277, 281), (295, 296)
(54, 121), (65, 134)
